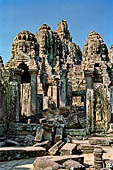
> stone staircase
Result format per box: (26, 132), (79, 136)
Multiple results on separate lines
(6, 122), (40, 144)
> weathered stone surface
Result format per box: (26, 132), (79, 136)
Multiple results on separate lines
(0, 56), (4, 68)
(33, 158), (61, 170)
(80, 144), (101, 154)
(89, 138), (111, 146)
(0, 20), (113, 147)
(94, 147), (103, 170)
(63, 160), (85, 170)
(0, 141), (6, 147)
(64, 129), (86, 136)
(48, 140), (64, 155)
(0, 124), (5, 137)
(43, 155), (84, 164)
(34, 155), (84, 167)
(33, 140), (51, 150)
(0, 146), (46, 161)
(5, 139), (20, 146)
(3, 19), (83, 123)
(104, 159), (113, 169)
(24, 134), (35, 146)
(109, 45), (113, 64)
(60, 143), (77, 155)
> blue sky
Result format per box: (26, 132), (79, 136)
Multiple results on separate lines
(0, 0), (113, 64)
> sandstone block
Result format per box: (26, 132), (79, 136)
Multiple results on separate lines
(60, 143), (77, 155)
(49, 140), (64, 155)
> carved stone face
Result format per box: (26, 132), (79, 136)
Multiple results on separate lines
(101, 44), (107, 55)
(88, 43), (99, 55)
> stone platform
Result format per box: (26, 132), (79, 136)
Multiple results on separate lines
(0, 146), (46, 161)
(34, 155), (84, 164)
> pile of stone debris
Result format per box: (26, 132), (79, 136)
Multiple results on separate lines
(1, 120), (113, 169)
(1, 134), (113, 170)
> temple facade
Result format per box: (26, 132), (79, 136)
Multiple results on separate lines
(0, 20), (113, 134)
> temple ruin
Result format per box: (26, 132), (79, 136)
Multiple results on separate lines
(0, 20), (113, 169)
(0, 20), (113, 134)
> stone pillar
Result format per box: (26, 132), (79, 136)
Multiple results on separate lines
(59, 74), (67, 107)
(6, 68), (22, 122)
(14, 69), (23, 122)
(94, 148), (103, 169)
(85, 70), (94, 134)
(66, 82), (72, 106)
(29, 69), (37, 115)
(57, 81), (60, 108)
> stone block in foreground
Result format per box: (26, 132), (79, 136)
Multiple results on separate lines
(0, 146), (46, 161)
(48, 140), (64, 155)
(37, 155), (84, 164)
(33, 155), (84, 170)
(33, 158), (61, 170)
(63, 160), (85, 170)
(60, 143), (77, 155)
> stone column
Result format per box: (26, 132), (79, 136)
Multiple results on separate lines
(59, 77), (67, 107)
(58, 71), (67, 107)
(85, 70), (94, 134)
(57, 80), (60, 108)
(66, 82), (72, 106)
(14, 68), (23, 122)
(29, 69), (37, 115)
(6, 68), (23, 122)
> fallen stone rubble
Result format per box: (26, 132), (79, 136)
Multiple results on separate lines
(0, 136), (113, 169)
(0, 146), (46, 161)
(1, 121), (113, 169)
(33, 155), (84, 170)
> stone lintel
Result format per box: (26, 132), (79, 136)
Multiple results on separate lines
(6, 68), (24, 75)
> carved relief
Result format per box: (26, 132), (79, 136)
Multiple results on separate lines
(21, 83), (31, 117)
(94, 85), (110, 131)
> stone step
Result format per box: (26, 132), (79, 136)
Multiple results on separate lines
(8, 130), (36, 136)
(0, 146), (46, 161)
(79, 144), (101, 154)
(64, 129), (86, 136)
(9, 123), (40, 130)
(8, 123), (39, 138)
(89, 138), (112, 146)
